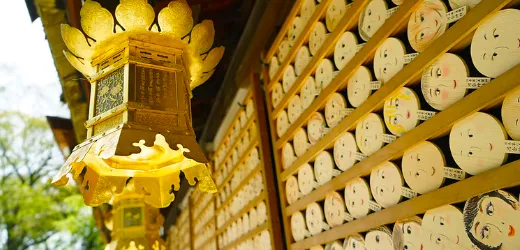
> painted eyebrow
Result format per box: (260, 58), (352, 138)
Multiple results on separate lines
(429, 88), (433, 97)
(483, 53), (486, 60)
(474, 221), (480, 235)
(484, 34), (487, 40)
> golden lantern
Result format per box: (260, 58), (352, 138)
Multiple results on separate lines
(52, 0), (222, 208)
(104, 180), (166, 250)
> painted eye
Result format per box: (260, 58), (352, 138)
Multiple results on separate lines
(368, 9), (372, 16)
(384, 50), (388, 58)
(420, 13), (425, 22)
(435, 88), (441, 96)
(367, 25), (371, 32)
(486, 201), (495, 216)
(395, 99), (399, 107)
(393, 117), (398, 125)
(468, 151), (473, 156)
(481, 225), (490, 239)
(375, 235), (380, 243)
(352, 187), (356, 194)
(352, 242), (356, 248)
(406, 225), (412, 234)
(416, 154), (421, 162)
(439, 217), (445, 226)
(404, 245), (409, 250)
(379, 188), (384, 194)
(491, 52), (498, 61)
(415, 172), (420, 177)
(436, 237), (442, 244)
(383, 67), (387, 74)
(493, 28), (499, 38)
(436, 68), (442, 77)
(342, 43), (345, 48)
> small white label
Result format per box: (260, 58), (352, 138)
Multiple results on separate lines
(355, 152), (366, 161)
(322, 127), (331, 136)
(314, 88), (322, 97)
(404, 53), (419, 64)
(444, 167), (466, 180)
(386, 6), (399, 18)
(417, 110), (437, 120)
(466, 77), (491, 89)
(446, 6), (467, 23)
(313, 181), (320, 189)
(332, 169), (342, 177)
(304, 229), (311, 238)
(298, 191), (303, 199)
(381, 134), (397, 144)
(369, 200), (382, 211)
(401, 187), (417, 199)
(332, 71), (340, 79)
(344, 212), (354, 222)
(505, 140), (520, 154)
(370, 81), (381, 90)
(322, 222), (331, 231)
(356, 43), (366, 52)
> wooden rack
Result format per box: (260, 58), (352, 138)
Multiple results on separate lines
(262, 0), (520, 249)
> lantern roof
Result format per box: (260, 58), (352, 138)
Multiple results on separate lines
(61, 0), (224, 90)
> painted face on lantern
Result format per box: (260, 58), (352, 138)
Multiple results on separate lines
(301, 0), (316, 22)
(356, 113), (385, 156)
(302, 76), (317, 109)
(293, 128), (309, 157)
(288, 95), (303, 124)
(286, 176), (299, 205)
(308, 112), (326, 144)
(334, 132), (358, 171)
(347, 66), (373, 108)
(283, 65), (296, 92)
(393, 218), (425, 250)
(310, 22), (327, 55)
(384, 87), (420, 136)
(471, 9), (520, 78)
(344, 235), (367, 250)
(463, 190), (520, 250)
(306, 202), (325, 236)
(291, 211), (306, 242)
(314, 151), (334, 185)
(298, 163), (315, 196)
(374, 38), (406, 84)
(324, 192), (346, 228)
(359, 0), (388, 41)
(272, 82), (283, 108)
(288, 16), (303, 45)
(316, 59), (335, 89)
(344, 178), (371, 219)
(278, 39), (290, 62)
(326, 0), (347, 32)
(370, 162), (403, 208)
(408, 0), (448, 52)
(402, 141), (445, 194)
(325, 93), (347, 128)
(327, 241), (343, 250)
(282, 142), (296, 169)
(502, 87), (520, 141)
(365, 227), (394, 250)
(276, 110), (289, 137)
(295, 46), (311, 76)
(423, 205), (473, 250)
(334, 32), (358, 70)
(449, 0), (482, 9)
(449, 112), (507, 175)
(421, 53), (469, 111)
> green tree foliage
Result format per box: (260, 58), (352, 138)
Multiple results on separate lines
(0, 112), (105, 250)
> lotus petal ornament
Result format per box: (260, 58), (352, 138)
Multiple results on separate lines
(53, 0), (223, 208)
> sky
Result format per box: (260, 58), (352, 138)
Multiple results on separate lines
(0, 0), (70, 118)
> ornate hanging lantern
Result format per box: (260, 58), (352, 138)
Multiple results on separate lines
(52, 0), (222, 208)
(104, 180), (166, 250)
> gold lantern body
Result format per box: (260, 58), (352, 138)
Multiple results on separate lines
(52, 0), (222, 208)
(105, 181), (166, 250)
